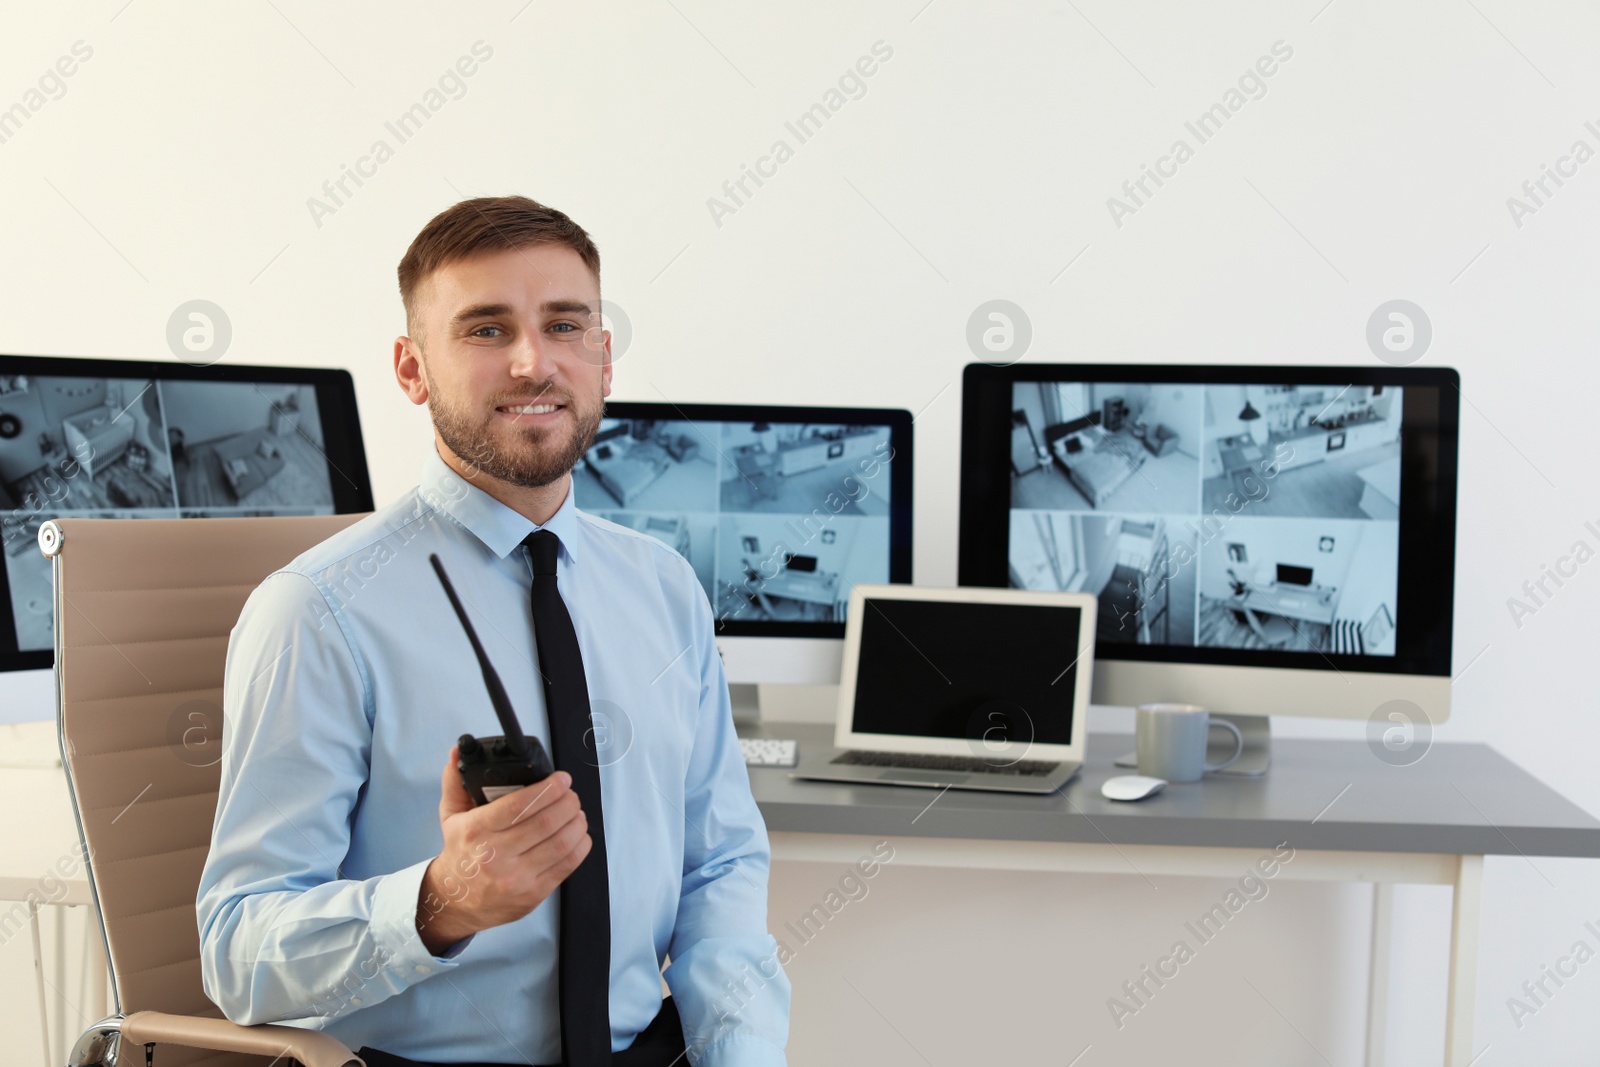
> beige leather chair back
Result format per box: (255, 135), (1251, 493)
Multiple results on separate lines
(47, 515), (363, 1044)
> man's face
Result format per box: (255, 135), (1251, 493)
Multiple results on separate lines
(398, 244), (611, 490)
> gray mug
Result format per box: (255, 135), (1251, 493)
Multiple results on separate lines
(1135, 703), (1244, 783)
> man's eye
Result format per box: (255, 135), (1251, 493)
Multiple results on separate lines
(550, 322), (579, 334)
(471, 325), (504, 338)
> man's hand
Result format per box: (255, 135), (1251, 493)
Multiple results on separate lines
(416, 745), (591, 955)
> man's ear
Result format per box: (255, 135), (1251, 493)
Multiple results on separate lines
(600, 329), (614, 399)
(395, 335), (429, 406)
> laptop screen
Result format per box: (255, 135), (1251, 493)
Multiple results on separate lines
(851, 596), (1084, 746)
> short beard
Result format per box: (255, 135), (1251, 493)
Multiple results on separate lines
(429, 379), (604, 490)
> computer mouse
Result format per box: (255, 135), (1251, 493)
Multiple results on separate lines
(1101, 775), (1168, 802)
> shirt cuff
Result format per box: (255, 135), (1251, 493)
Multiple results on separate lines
(370, 857), (474, 980)
(693, 1032), (788, 1067)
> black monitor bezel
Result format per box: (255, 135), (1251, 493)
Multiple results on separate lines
(958, 363), (1458, 678)
(0, 354), (374, 673)
(599, 400), (913, 638)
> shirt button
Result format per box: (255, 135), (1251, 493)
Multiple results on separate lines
(415, 964), (431, 974)
(350, 997), (362, 1006)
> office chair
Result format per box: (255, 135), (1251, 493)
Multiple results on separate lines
(737, 557), (781, 619)
(43, 515), (365, 1067)
(1241, 607), (1297, 651)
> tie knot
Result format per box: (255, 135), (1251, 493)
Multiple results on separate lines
(524, 529), (560, 576)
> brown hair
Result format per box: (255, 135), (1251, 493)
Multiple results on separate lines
(397, 195), (601, 336)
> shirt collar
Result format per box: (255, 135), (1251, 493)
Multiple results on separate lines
(419, 448), (581, 564)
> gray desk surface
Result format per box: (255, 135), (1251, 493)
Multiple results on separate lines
(741, 721), (1600, 858)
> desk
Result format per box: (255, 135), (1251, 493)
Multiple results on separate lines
(733, 446), (780, 503)
(1237, 582), (1338, 626)
(742, 721), (1600, 1067)
(1218, 440), (1266, 480)
(758, 568), (839, 607)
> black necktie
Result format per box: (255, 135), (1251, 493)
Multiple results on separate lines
(524, 530), (610, 1067)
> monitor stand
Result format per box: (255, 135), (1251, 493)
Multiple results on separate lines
(730, 683), (762, 725)
(1113, 714), (1272, 777)
(729, 682), (837, 732)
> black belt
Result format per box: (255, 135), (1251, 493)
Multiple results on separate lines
(356, 996), (685, 1067)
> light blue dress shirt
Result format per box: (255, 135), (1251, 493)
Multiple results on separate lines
(197, 449), (790, 1066)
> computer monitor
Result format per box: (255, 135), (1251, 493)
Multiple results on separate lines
(1277, 563), (1313, 587)
(958, 363), (1458, 725)
(0, 355), (373, 723)
(571, 402), (913, 694)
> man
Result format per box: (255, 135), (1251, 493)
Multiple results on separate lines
(198, 196), (790, 1067)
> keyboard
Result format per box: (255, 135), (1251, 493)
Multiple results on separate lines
(740, 737), (798, 767)
(830, 749), (1060, 777)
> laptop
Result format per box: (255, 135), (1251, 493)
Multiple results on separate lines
(792, 584), (1096, 794)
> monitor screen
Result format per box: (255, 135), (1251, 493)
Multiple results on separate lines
(1276, 563), (1314, 586)
(959, 365), (1457, 678)
(850, 596), (1081, 745)
(572, 402), (912, 635)
(0, 355), (372, 672)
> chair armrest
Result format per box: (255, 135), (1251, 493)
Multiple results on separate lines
(121, 1012), (363, 1067)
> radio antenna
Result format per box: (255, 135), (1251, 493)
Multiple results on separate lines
(429, 554), (528, 758)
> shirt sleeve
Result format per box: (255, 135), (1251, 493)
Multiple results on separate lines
(197, 571), (466, 1027)
(662, 581), (790, 1066)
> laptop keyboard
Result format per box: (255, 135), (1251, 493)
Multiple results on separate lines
(831, 750), (1060, 777)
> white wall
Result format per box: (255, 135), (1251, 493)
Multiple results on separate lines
(160, 381), (322, 448)
(2, 1), (1599, 1062)
(1342, 520), (1400, 644)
